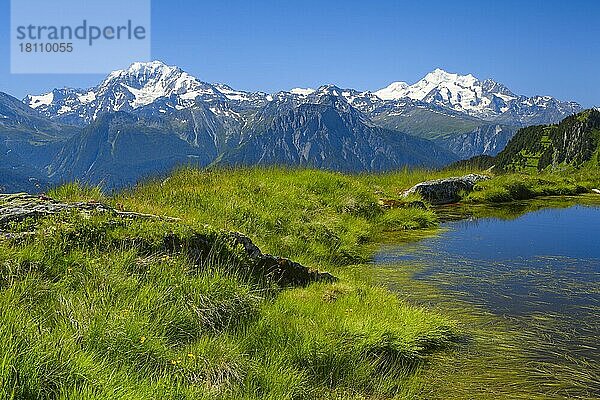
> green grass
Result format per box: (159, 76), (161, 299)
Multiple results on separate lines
(465, 171), (594, 203)
(109, 167), (473, 269)
(47, 181), (105, 203)
(2, 168), (461, 399)
(466, 174), (585, 203)
(3, 165), (599, 399)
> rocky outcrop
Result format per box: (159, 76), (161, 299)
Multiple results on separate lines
(403, 174), (490, 205)
(0, 193), (176, 227)
(0, 193), (335, 287)
(163, 231), (336, 287)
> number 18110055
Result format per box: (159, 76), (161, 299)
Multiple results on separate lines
(19, 43), (73, 53)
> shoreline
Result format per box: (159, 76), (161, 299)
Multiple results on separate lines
(372, 197), (600, 399)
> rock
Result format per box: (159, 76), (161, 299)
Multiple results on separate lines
(228, 232), (337, 286)
(162, 231), (336, 287)
(0, 193), (335, 287)
(403, 174), (490, 205)
(0, 193), (178, 227)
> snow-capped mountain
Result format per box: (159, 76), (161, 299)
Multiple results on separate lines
(25, 61), (269, 126)
(26, 62), (581, 132)
(3, 61), (585, 191)
(374, 68), (581, 124)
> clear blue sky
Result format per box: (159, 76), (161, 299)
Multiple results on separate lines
(1, 0), (598, 106)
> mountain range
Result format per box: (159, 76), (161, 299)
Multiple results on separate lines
(1, 61), (582, 191)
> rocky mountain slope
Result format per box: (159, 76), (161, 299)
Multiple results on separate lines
(495, 109), (600, 171)
(454, 109), (600, 172)
(0, 92), (78, 192)
(215, 95), (455, 172)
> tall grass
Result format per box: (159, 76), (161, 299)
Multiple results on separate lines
(7, 165), (597, 398)
(2, 168), (458, 399)
(465, 173), (589, 203)
(109, 167), (450, 270)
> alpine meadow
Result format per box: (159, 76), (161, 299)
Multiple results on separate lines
(1, 1), (599, 399)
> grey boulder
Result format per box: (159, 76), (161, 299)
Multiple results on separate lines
(403, 174), (490, 205)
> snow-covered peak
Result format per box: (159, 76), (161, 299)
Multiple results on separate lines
(96, 60), (207, 108)
(373, 81), (409, 100)
(23, 60), (273, 125)
(129, 60), (177, 74)
(27, 92), (54, 109)
(376, 68), (481, 102)
(104, 61), (181, 82)
(374, 68), (536, 118)
(290, 88), (315, 96)
(423, 68), (477, 86)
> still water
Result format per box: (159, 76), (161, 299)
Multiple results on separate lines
(375, 201), (600, 398)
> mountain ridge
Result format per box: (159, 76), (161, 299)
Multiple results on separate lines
(0, 61), (585, 191)
(22, 61), (581, 160)
(25, 61), (581, 130)
(373, 67), (581, 124)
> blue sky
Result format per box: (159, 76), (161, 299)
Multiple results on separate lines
(1, 0), (599, 106)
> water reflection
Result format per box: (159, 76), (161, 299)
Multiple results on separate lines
(375, 199), (600, 396)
